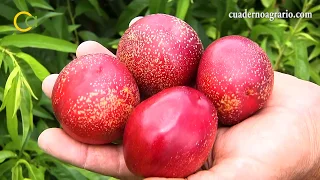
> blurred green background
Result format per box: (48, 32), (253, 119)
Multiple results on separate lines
(0, 0), (319, 179)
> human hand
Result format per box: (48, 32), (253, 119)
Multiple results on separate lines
(38, 17), (320, 180)
(39, 39), (320, 179)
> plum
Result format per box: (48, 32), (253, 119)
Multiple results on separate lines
(197, 35), (274, 126)
(116, 13), (203, 97)
(51, 53), (140, 144)
(123, 86), (218, 178)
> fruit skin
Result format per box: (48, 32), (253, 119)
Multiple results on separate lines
(51, 53), (140, 144)
(116, 13), (203, 97)
(196, 35), (274, 126)
(123, 86), (218, 178)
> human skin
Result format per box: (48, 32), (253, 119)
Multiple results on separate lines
(39, 40), (320, 180)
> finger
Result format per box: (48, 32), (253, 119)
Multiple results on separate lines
(76, 41), (115, 58)
(42, 74), (59, 99)
(129, 16), (143, 27)
(38, 128), (136, 179)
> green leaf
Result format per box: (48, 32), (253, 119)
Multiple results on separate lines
(12, 163), (21, 180)
(0, 50), (4, 69)
(116, 0), (149, 31)
(0, 3), (19, 21)
(310, 67), (320, 85)
(15, 52), (50, 81)
(149, 0), (167, 14)
(0, 34), (77, 53)
(250, 25), (281, 42)
(309, 45), (320, 61)
(33, 105), (54, 120)
(88, 0), (102, 16)
(297, 32), (318, 43)
(20, 85), (33, 152)
(0, 26), (18, 33)
(13, 0), (29, 11)
(22, 77), (38, 100)
(27, 0), (54, 10)
(0, 159), (17, 177)
(6, 77), (20, 147)
(14, 75), (22, 117)
(261, 0), (274, 7)
(15, 159), (37, 180)
(176, 0), (190, 20)
(0, 87), (3, 102)
(68, 25), (81, 33)
(0, 150), (17, 163)
(293, 39), (310, 80)
(309, 4), (320, 13)
(0, 67), (20, 111)
(75, 0), (93, 17)
(30, 164), (45, 180)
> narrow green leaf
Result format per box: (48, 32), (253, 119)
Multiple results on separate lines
(13, 0), (29, 11)
(149, 0), (167, 14)
(309, 4), (320, 13)
(0, 87), (3, 101)
(14, 75), (22, 117)
(297, 32), (318, 43)
(0, 3), (19, 21)
(20, 85), (33, 151)
(68, 25), (81, 33)
(26, 0), (54, 10)
(15, 52), (50, 81)
(12, 164), (20, 180)
(88, 0), (102, 16)
(0, 34), (77, 53)
(294, 40), (310, 80)
(6, 78), (20, 147)
(261, 0), (274, 7)
(33, 105), (54, 120)
(0, 50), (4, 69)
(116, 0), (149, 31)
(0, 150), (17, 163)
(75, 0), (93, 17)
(0, 26), (18, 33)
(30, 164), (46, 180)
(260, 37), (268, 52)
(0, 159), (17, 177)
(15, 159), (37, 180)
(0, 67), (20, 111)
(22, 78), (38, 100)
(309, 45), (320, 61)
(250, 25), (281, 42)
(176, 0), (190, 20)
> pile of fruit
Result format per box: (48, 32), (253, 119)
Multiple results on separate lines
(51, 14), (274, 178)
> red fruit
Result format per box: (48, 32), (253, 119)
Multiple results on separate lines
(116, 13), (203, 97)
(197, 35), (274, 126)
(123, 86), (218, 178)
(51, 53), (140, 144)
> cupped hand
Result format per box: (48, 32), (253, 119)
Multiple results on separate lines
(38, 20), (320, 180)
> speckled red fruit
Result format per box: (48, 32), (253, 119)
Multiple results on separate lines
(123, 86), (218, 178)
(197, 35), (274, 126)
(116, 13), (203, 97)
(51, 53), (140, 144)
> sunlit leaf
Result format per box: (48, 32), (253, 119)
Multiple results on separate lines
(261, 0), (274, 7)
(0, 67), (20, 111)
(0, 159), (17, 177)
(0, 34), (77, 53)
(176, 0), (190, 20)
(20, 85), (33, 152)
(0, 150), (17, 163)
(15, 52), (50, 81)
(309, 45), (320, 61)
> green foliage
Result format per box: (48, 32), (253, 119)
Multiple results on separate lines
(0, 0), (319, 179)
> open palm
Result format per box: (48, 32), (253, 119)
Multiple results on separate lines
(39, 41), (320, 180)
